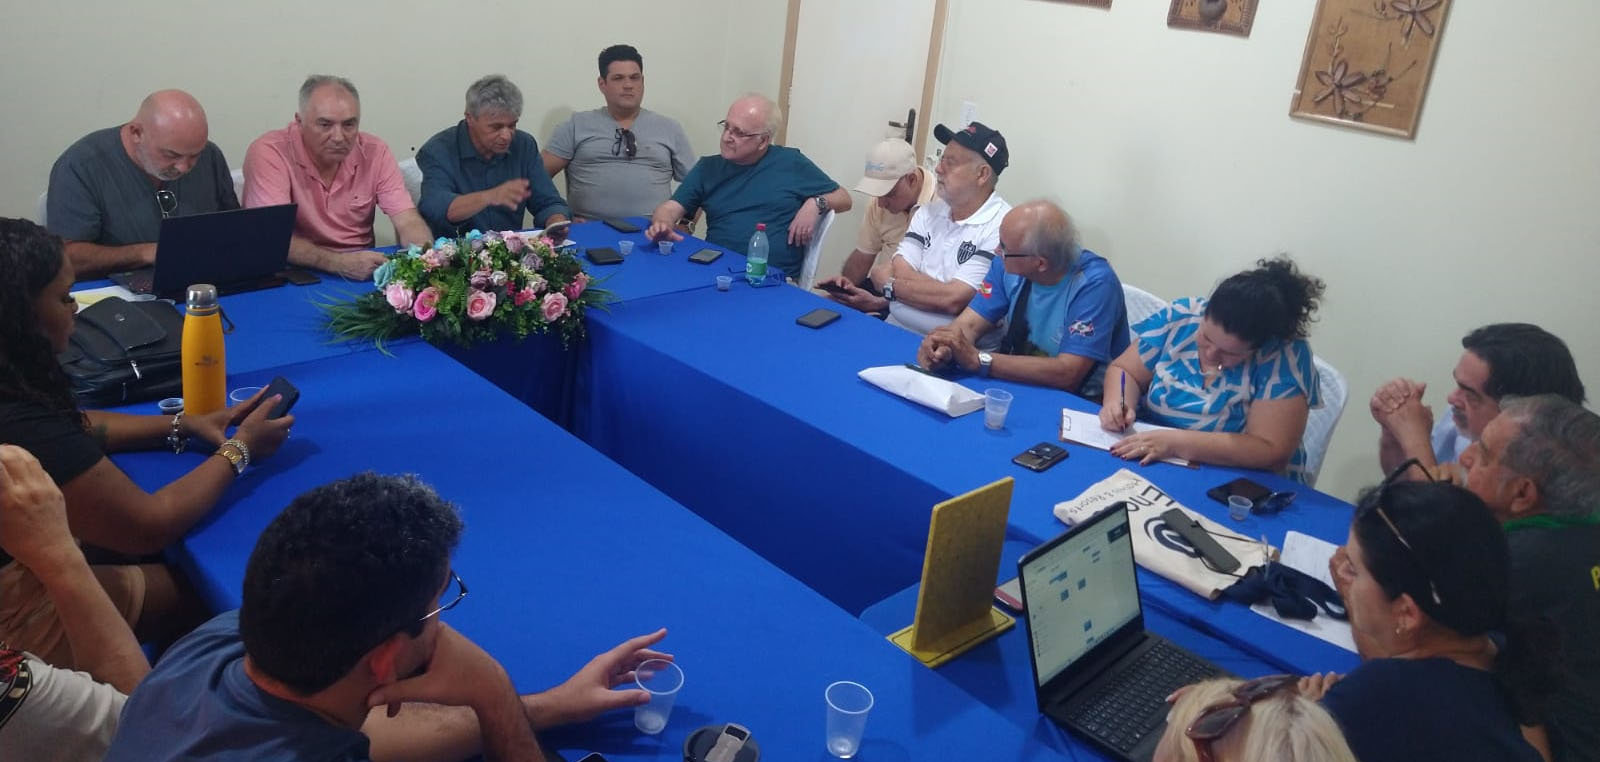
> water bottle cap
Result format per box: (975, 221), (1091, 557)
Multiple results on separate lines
(186, 284), (219, 310)
(756, 223), (766, 231)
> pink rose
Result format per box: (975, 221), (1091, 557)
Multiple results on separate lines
(466, 289), (497, 321)
(385, 282), (415, 314)
(502, 231), (526, 253)
(422, 250), (447, 271)
(541, 292), (568, 321)
(513, 286), (537, 306)
(413, 287), (440, 322)
(563, 271), (589, 301)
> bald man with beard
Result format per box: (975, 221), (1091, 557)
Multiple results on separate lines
(47, 90), (240, 277)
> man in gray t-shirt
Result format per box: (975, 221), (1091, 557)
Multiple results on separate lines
(542, 44), (694, 221)
(46, 90), (239, 278)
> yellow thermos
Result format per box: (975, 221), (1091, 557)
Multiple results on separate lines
(181, 284), (227, 416)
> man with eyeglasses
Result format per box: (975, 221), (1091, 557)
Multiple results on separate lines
(916, 200), (1129, 395)
(1457, 395), (1600, 762)
(647, 93), (851, 280)
(46, 90), (239, 278)
(105, 473), (670, 762)
(243, 76), (433, 281)
(541, 45), (695, 222)
(417, 74), (571, 240)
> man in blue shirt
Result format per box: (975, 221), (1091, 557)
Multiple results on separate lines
(918, 200), (1129, 396)
(646, 93), (851, 279)
(417, 75), (571, 239)
(104, 473), (670, 762)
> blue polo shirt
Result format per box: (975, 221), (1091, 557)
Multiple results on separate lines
(670, 146), (839, 278)
(969, 249), (1130, 396)
(416, 121), (569, 238)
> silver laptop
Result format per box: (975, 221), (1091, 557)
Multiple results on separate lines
(111, 204), (296, 298)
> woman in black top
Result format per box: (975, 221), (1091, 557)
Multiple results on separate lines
(1313, 475), (1558, 762)
(0, 218), (294, 671)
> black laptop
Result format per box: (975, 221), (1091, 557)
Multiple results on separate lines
(1019, 503), (1225, 762)
(111, 204), (297, 298)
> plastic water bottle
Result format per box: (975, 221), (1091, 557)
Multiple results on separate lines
(746, 223), (769, 284)
(181, 284), (227, 416)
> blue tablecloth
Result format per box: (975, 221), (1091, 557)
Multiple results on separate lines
(106, 342), (1075, 761)
(578, 283), (1362, 674)
(565, 217), (748, 303)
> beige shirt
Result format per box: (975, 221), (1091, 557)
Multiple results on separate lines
(853, 166), (937, 269)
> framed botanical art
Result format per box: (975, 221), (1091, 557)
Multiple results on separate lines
(1167, 0), (1259, 37)
(1290, 0), (1451, 138)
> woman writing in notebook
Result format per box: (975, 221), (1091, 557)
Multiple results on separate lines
(1099, 256), (1324, 483)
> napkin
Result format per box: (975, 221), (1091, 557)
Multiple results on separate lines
(858, 365), (985, 417)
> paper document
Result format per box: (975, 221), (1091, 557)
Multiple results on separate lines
(1059, 408), (1192, 467)
(859, 365), (985, 417)
(1248, 530), (1356, 653)
(70, 285), (139, 312)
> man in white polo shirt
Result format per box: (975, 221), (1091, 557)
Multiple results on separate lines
(876, 122), (1011, 336)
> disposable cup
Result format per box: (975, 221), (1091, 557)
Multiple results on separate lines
(632, 659), (683, 735)
(658, 241), (675, 256)
(825, 680), (873, 758)
(983, 388), (1014, 430)
(619, 240), (634, 256)
(1228, 495), (1253, 521)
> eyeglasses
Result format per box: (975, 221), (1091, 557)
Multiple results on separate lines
(1367, 458), (1444, 606)
(1185, 674), (1299, 762)
(155, 188), (178, 218)
(717, 120), (767, 142)
(416, 569), (468, 623)
(613, 127), (637, 158)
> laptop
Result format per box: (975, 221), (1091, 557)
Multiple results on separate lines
(1019, 502), (1225, 762)
(111, 204), (297, 298)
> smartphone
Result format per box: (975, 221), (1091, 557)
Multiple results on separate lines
(995, 577), (1025, 612)
(1206, 476), (1273, 506)
(702, 723), (752, 762)
(603, 218), (640, 234)
(585, 247), (624, 265)
(1013, 442), (1069, 472)
(281, 269), (322, 286)
(795, 308), (841, 328)
(687, 248), (723, 264)
(260, 376), (300, 419)
(814, 281), (850, 295)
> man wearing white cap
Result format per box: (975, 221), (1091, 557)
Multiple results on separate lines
(819, 139), (935, 315)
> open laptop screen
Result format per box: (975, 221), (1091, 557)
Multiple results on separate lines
(1021, 507), (1140, 686)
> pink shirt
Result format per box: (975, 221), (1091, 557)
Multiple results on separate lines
(241, 121), (413, 251)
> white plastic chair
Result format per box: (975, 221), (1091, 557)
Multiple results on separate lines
(1121, 283), (1169, 341)
(399, 158), (424, 206)
(35, 191), (48, 226)
(1300, 355), (1348, 487)
(795, 210), (836, 289)
(230, 169), (245, 204)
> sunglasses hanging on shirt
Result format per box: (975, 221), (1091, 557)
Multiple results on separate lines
(612, 127), (637, 159)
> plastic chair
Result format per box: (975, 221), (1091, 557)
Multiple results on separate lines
(35, 191), (48, 226)
(1121, 283), (1169, 341)
(230, 169), (245, 204)
(795, 210), (836, 289)
(399, 158), (423, 206)
(1300, 355), (1348, 487)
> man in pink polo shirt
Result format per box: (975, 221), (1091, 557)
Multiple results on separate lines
(242, 75), (431, 279)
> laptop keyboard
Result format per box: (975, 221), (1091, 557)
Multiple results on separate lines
(1067, 640), (1220, 754)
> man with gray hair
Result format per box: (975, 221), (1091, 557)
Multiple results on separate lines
(648, 93), (850, 280)
(1458, 394), (1600, 762)
(47, 90), (239, 277)
(418, 74), (570, 239)
(243, 75), (430, 280)
(917, 200), (1130, 395)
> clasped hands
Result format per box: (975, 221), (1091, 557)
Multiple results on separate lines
(917, 325), (980, 373)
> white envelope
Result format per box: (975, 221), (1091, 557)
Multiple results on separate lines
(858, 365), (985, 417)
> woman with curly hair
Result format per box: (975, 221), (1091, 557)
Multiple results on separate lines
(1100, 256), (1326, 482)
(0, 217), (294, 671)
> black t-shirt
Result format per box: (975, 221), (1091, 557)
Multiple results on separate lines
(1323, 657), (1542, 762)
(0, 398), (104, 566)
(1508, 522), (1600, 762)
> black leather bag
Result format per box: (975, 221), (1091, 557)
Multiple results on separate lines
(58, 297), (185, 406)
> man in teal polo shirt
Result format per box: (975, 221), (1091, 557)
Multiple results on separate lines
(646, 94), (851, 279)
(918, 200), (1130, 397)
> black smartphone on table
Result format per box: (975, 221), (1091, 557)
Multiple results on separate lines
(1013, 442), (1069, 472)
(687, 248), (723, 264)
(603, 218), (640, 234)
(260, 376), (300, 419)
(585, 247), (624, 265)
(796, 308), (841, 328)
(281, 269), (322, 286)
(1206, 476), (1296, 515)
(814, 281), (850, 295)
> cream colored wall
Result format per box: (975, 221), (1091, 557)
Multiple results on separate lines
(926, 1), (1600, 501)
(0, 0), (789, 235)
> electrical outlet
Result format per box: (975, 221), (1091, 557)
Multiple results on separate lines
(960, 101), (978, 128)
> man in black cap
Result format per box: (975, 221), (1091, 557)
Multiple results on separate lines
(856, 122), (1012, 337)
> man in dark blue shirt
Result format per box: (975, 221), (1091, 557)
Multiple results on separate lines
(417, 75), (570, 239)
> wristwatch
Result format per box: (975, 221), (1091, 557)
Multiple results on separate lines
(813, 195), (830, 214)
(882, 279), (896, 302)
(978, 351), (994, 377)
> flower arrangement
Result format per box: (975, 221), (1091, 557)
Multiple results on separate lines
(320, 230), (612, 350)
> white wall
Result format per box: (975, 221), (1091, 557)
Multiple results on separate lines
(924, 0), (1600, 500)
(0, 0), (789, 232)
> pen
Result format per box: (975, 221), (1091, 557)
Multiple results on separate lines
(1119, 371), (1128, 422)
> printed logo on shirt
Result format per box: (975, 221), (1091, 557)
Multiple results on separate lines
(1068, 320), (1096, 338)
(980, 281), (994, 298)
(904, 231), (930, 247)
(956, 242), (996, 265)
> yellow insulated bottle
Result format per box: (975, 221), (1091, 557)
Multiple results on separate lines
(181, 284), (227, 416)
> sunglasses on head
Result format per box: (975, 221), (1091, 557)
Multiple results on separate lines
(1185, 674), (1298, 762)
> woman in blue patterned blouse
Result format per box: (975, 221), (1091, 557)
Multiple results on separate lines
(1099, 257), (1325, 483)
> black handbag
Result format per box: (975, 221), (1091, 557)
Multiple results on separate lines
(58, 297), (185, 406)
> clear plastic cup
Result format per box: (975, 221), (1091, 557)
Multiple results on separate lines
(632, 659), (683, 735)
(1228, 495), (1253, 521)
(229, 386), (263, 405)
(157, 397), (185, 415)
(716, 275), (732, 291)
(619, 240), (634, 256)
(983, 388), (1014, 430)
(658, 241), (675, 256)
(825, 681), (873, 758)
